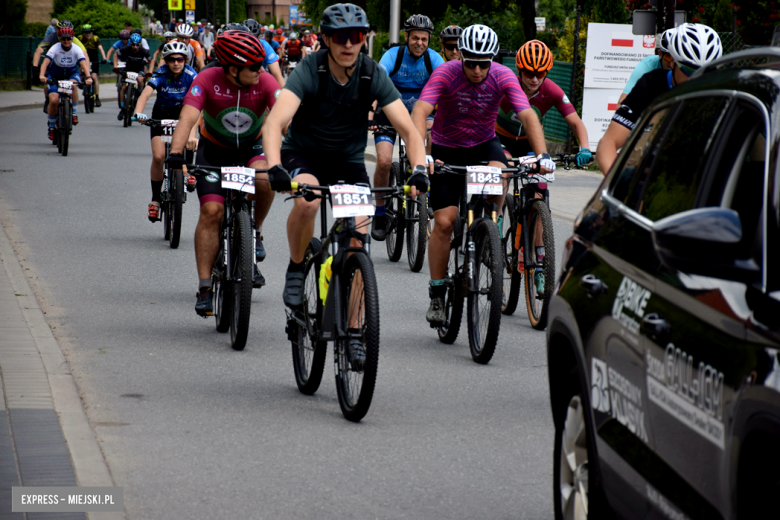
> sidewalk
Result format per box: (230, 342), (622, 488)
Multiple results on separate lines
(0, 82), (124, 113)
(0, 206), (122, 518)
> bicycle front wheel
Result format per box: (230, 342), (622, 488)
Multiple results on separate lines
(406, 193), (428, 272)
(524, 199), (556, 330)
(467, 217), (503, 364)
(291, 239), (327, 395)
(85, 84), (94, 113)
(228, 208), (253, 350)
(335, 252), (379, 422)
(123, 86), (133, 127)
(60, 97), (71, 157)
(501, 198), (522, 315)
(169, 169), (183, 249)
(385, 161), (405, 262)
(162, 171), (171, 241)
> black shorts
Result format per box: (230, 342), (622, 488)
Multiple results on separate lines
(150, 105), (182, 140)
(288, 53), (301, 63)
(497, 133), (533, 160)
(195, 135), (265, 206)
(429, 136), (508, 211)
(281, 149), (370, 187)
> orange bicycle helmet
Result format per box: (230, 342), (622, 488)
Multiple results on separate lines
(213, 30), (266, 67)
(516, 40), (553, 72)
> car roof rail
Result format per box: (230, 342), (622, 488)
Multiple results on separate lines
(691, 47), (780, 79)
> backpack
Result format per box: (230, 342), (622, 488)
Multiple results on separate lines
(309, 49), (375, 113)
(388, 44), (432, 77)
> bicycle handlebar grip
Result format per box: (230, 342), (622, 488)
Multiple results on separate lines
(290, 181), (299, 191)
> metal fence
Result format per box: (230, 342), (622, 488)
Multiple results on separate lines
(501, 57), (573, 143)
(0, 36), (163, 80)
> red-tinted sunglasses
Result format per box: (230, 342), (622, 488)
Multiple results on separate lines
(521, 70), (547, 79)
(329, 29), (365, 45)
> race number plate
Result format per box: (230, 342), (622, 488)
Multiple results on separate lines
(220, 167), (255, 194)
(160, 120), (177, 143)
(330, 184), (373, 218)
(466, 165), (503, 195)
(57, 80), (73, 94)
(116, 61), (126, 68)
(125, 71), (139, 83)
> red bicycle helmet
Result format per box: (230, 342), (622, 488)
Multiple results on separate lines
(58, 27), (75, 39)
(213, 30), (266, 67)
(275, 28), (283, 35)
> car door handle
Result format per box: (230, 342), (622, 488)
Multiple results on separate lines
(580, 274), (608, 297)
(642, 313), (670, 340)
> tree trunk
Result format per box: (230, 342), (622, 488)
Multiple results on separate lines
(521, 0), (536, 41)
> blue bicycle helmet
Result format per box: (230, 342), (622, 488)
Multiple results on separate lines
(130, 33), (142, 45)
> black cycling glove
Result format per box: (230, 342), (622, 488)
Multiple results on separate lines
(407, 165), (430, 193)
(268, 164), (293, 192)
(166, 152), (185, 170)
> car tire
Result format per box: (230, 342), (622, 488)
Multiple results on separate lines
(553, 368), (611, 520)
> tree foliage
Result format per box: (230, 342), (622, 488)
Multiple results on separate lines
(594, 0), (627, 24)
(444, 4), (525, 51)
(59, 0), (142, 36)
(1, 0), (28, 36)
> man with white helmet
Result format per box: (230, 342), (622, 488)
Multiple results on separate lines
(596, 23), (723, 173)
(411, 24), (554, 325)
(176, 23), (206, 71)
(618, 27), (677, 104)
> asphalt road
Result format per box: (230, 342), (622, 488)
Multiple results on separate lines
(0, 106), (576, 519)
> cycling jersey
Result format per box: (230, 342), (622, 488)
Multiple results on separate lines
(45, 42), (86, 77)
(260, 40), (279, 66)
(273, 36), (287, 47)
(266, 39), (280, 53)
(496, 78), (575, 139)
(183, 66), (280, 148)
(185, 39), (204, 68)
(419, 60), (531, 148)
(117, 46), (151, 72)
(39, 33), (87, 53)
(302, 35), (317, 47)
(82, 35), (101, 51)
(623, 55), (663, 94)
(612, 69), (671, 131)
(379, 46), (444, 111)
(287, 38), (302, 57)
(282, 53), (399, 163)
(148, 64), (198, 107)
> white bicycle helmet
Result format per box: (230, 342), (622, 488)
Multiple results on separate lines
(289, 31), (298, 40)
(657, 27), (676, 54)
(163, 31), (176, 39)
(459, 24), (499, 57)
(162, 40), (189, 59)
(175, 23), (194, 38)
(669, 23), (722, 69)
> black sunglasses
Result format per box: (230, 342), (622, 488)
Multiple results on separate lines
(443, 43), (458, 51)
(247, 62), (263, 72)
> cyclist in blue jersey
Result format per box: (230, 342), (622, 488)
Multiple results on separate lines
(618, 27), (676, 104)
(134, 41), (200, 221)
(371, 14), (443, 240)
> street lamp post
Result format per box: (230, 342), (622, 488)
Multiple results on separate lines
(389, 0), (400, 44)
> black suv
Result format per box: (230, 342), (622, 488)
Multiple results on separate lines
(546, 48), (780, 520)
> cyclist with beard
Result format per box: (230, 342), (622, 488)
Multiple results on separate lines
(371, 14), (443, 241)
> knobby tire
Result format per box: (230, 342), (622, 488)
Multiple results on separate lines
(467, 218), (503, 364)
(229, 208), (253, 350)
(385, 161), (404, 262)
(438, 240), (464, 344)
(524, 199), (555, 330)
(406, 194), (428, 272)
(60, 97), (71, 157)
(501, 198), (522, 315)
(169, 169), (183, 249)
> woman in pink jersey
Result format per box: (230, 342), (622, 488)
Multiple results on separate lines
(411, 24), (556, 325)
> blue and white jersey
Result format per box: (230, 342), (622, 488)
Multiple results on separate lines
(45, 42), (86, 77)
(261, 40), (279, 68)
(379, 46), (444, 111)
(148, 64), (198, 108)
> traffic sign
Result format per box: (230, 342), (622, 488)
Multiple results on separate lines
(186, 10), (195, 23)
(168, 0), (182, 10)
(185, 0), (195, 10)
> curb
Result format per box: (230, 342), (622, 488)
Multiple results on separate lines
(0, 210), (124, 520)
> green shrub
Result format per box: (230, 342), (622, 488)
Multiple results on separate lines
(59, 0), (142, 37)
(372, 32), (389, 62)
(445, 4), (525, 53)
(26, 21), (49, 36)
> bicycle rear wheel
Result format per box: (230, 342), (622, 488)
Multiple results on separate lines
(406, 193), (428, 272)
(335, 252), (379, 422)
(501, 198), (522, 315)
(212, 246), (231, 334)
(524, 199), (556, 330)
(229, 208), (253, 350)
(385, 161), (405, 262)
(437, 241), (464, 344)
(467, 217), (503, 364)
(291, 239), (327, 395)
(169, 169), (183, 249)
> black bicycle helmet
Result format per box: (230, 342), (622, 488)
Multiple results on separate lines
(57, 20), (73, 29)
(243, 19), (262, 37)
(440, 25), (462, 41)
(131, 28), (142, 35)
(404, 14), (434, 34)
(320, 3), (369, 33)
(223, 22), (249, 33)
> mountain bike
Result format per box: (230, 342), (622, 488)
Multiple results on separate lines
(189, 164), (258, 351)
(141, 119), (187, 248)
(284, 180), (412, 422)
(375, 125), (430, 272)
(47, 79), (80, 157)
(432, 163), (504, 364)
(500, 157), (555, 330)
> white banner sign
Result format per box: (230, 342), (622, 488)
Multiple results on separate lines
(585, 23), (656, 89)
(535, 17), (546, 32)
(581, 88), (624, 151)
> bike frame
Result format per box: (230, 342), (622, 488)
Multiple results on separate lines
(507, 168), (550, 273)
